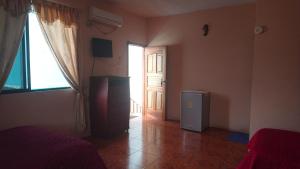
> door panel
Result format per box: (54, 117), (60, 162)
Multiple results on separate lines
(147, 54), (153, 72)
(147, 91), (153, 109)
(157, 54), (163, 73)
(156, 91), (162, 110)
(152, 54), (157, 72)
(144, 47), (167, 120)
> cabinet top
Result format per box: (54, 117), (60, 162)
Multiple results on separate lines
(181, 90), (209, 94)
(90, 76), (130, 79)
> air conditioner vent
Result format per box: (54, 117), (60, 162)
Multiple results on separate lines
(89, 7), (123, 28)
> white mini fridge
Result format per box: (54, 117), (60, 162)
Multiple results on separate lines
(180, 90), (210, 132)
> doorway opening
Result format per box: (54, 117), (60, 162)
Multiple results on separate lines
(128, 44), (144, 119)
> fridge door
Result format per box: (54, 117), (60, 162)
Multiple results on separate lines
(181, 92), (203, 132)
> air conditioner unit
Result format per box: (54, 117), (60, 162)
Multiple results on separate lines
(89, 7), (123, 28)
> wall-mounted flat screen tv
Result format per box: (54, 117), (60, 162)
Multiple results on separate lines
(91, 38), (112, 58)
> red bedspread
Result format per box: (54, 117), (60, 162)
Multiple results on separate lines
(237, 128), (300, 169)
(0, 126), (107, 169)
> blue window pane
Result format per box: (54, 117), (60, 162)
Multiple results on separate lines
(3, 42), (25, 90)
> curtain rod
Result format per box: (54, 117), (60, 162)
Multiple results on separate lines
(32, 0), (78, 9)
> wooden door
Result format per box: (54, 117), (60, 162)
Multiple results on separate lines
(144, 47), (167, 120)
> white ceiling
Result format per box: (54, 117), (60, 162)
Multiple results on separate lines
(104, 0), (255, 18)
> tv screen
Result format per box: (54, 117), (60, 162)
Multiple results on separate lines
(91, 38), (112, 58)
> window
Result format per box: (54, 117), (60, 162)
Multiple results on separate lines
(2, 12), (70, 93)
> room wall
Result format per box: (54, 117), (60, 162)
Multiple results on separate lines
(147, 4), (255, 133)
(0, 0), (147, 135)
(250, 0), (300, 136)
(4, 0), (299, 136)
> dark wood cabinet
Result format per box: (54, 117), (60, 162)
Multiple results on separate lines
(89, 76), (130, 137)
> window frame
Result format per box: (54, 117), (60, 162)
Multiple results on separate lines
(1, 16), (71, 95)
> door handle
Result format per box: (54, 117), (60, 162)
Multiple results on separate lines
(161, 80), (167, 86)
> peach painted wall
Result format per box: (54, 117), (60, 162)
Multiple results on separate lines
(147, 4), (255, 133)
(0, 0), (147, 135)
(250, 0), (300, 136)
(0, 90), (77, 134)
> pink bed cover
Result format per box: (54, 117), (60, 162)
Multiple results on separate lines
(0, 126), (107, 169)
(237, 128), (300, 169)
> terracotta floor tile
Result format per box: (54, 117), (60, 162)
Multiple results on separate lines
(106, 160), (143, 169)
(86, 116), (247, 169)
(123, 151), (158, 167)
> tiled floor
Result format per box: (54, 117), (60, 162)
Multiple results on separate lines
(87, 116), (247, 169)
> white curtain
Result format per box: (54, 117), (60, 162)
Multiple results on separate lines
(33, 1), (86, 132)
(0, 0), (29, 91)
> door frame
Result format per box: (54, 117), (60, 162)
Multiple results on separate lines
(127, 42), (145, 116)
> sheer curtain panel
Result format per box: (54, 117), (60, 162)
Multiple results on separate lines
(33, 1), (85, 132)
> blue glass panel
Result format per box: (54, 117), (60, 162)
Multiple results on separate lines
(3, 43), (25, 90)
